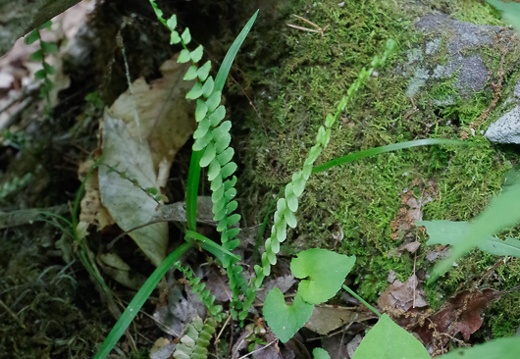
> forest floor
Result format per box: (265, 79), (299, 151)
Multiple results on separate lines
(0, 0), (519, 358)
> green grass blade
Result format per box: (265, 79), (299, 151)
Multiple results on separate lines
(185, 150), (203, 231)
(93, 242), (192, 359)
(185, 229), (241, 263)
(214, 10), (258, 92)
(313, 139), (463, 173)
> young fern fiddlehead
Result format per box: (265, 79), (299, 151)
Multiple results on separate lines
(250, 39), (397, 292)
(149, 0), (254, 319)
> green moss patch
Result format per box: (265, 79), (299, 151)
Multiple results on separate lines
(233, 0), (520, 338)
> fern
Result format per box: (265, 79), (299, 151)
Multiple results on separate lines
(172, 316), (217, 359)
(175, 262), (225, 322)
(149, 0), (256, 319)
(25, 21), (58, 114)
(250, 39), (397, 292)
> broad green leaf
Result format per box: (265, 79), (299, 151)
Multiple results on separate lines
(352, 314), (429, 359)
(428, 178), (520, 280)
(216, 147), (234, 166)
(419, 220), (520, 258)
(291, 172), (306, 196)
(206, 91), (222, 111)
(194, 100), (208, 122)
(313, 348), (331, 359)
(221, 162), (237, 179)
(224, 187), (237, 201)
(487, 0), (520, 34)
(166, 14), (177, 30)
(192, 131), (213, 151)
(284, 210), (297, 229)
(291, 248), (355, 304)
(35, 69), (47, 80)
(438, 337), (520, 359)
(42, 61), (55, 74)
(226, 200), (238, 213)
(263, 289), (315, 343)
(30, 49), (44, 61)
(208, 158), (221, 181)
(215, 132), (231, 154)
(170, 31), (181, 45)
(193, 118), (210, 140)
(208, 106), (225, 127)
(41, 41), (58, 54)
(25, 29), (39, 45)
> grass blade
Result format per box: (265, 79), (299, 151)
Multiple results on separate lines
(313, 139), (463, 173)
(214, 10), (258, 92)
(93, 242), (192, 359)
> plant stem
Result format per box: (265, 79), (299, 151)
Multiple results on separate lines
(342, 284), (381, 318)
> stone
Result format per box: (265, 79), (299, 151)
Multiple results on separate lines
(485, 105), (520, 144)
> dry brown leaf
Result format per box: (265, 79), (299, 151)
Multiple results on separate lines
(390, 180), (437, 241)
(108, 57), (194, 176)
(378, 274), (428, 312)
(415, 289), (498, 344)
(304, 305), (375, 335)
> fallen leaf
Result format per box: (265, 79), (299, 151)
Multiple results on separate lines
(96, 56), (195, 266)
(427, 289), (496, 341)
(153, 285), (206, 337)
(99, 113), (168, 266)
(378, 274), (428, 312)
(304, 305), (374, 335)
(390, 180), (436, 241)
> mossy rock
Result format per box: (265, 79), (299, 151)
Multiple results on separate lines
(231, 0), (520, 337)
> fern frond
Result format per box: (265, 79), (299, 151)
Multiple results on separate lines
(175, 262), (225, 322)
(250, 39), (397, 291)
(172, 316), (217, 359)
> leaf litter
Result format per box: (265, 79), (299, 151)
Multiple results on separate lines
(79, 55), (195, 267)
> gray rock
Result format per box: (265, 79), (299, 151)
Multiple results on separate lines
(404, 12), (509, 100)
(485, 106), (520, 144)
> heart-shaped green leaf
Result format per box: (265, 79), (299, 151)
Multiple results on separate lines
(263, 289), (314, 343)
(352, 314), (430, 359)
(291, 248), (355, 304)
(312, 348), (331, 359)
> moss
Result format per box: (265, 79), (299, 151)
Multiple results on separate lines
(228, 0), (520, 339)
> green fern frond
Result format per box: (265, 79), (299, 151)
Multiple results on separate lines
(175, 263), (225, 322)
(172, 316), (217, 359)
(25, 20), (58, 114)
(250, 39), (397, 291)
